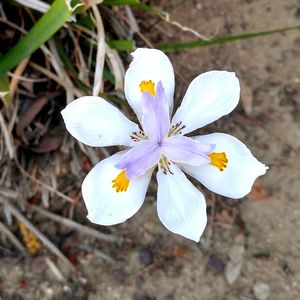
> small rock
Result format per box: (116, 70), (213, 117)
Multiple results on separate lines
(63, 285), (72, 294)
(45, 287), (54, 296)
(139, 248), (154, 266)
(253, 282), (270, 300)
(225, 244), (245, 285)
(207, 254), (226, 273)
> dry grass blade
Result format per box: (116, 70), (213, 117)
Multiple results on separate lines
(0, 188), (18, 199)
(105, 44), (125, 90)
(1, 199), (75, 272)
(161, 11), (210, 40)
(0, 111), (14, 159)
(0, 220), (26, 254)
(45, 257), (66, 282)
(15, 0), (50, 14)
(30, 205), (120, 243)
(9, 57), (30, 99)
(67, 28), (90, 84)
(91, 5), (105, 96)
(125, 6), (139, 35)
(14, 157), (75, 203)
(48, 39), (77, 103)
(30, 62), (83, 98)
(79, 244), (116, 263)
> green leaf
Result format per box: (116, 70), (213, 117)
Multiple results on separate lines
(102, 0), (140, 5)
(107, 39), (135, 51)
(76, 15), (95, 29)
(157, 26), (300, 51)
(103, 68), (115, 85)
(0, 0), (73, 75)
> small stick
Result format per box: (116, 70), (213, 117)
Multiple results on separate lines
(0, 199), (75, 272)
(45, 257), (66, 282)
(0, 220), (26, 254)
(30, 205), (119, 243)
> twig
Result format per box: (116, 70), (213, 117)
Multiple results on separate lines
(8, 72), (48, 83)
(30, 205), (119, 243)
(45, 257), (66, 282)
(0, 220), (26, 254)
(0, 199), (75, 272)
(79, 244), (116, 263)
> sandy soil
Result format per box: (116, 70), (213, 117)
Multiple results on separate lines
(1, 0), (300, 299)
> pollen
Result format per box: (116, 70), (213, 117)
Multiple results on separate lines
(112, 170), (130, 192)
(208, 152), (228, 171)
(139, 80), (156, 96)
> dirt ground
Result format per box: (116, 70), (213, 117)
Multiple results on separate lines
(1, 0), (300, 299)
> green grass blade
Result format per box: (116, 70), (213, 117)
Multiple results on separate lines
(0, 74), (10, 105)
(0, 0), (73, 75)
(102, 0), (140, 5)
(157, 26), (300, 51)
(107, 39), (135, 51)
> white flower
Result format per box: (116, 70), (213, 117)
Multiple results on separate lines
(61, 48), (268, 242)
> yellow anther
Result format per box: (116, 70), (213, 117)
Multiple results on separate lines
(139, 80), (156, 96)
(112, 170), (130, 192)
(208, 152), (228, 171)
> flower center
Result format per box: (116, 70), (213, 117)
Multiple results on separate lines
(112, 170), (130, 192)
(139, 80), (156, 96)
(169, 122), (186, 136)
(159, 155), (173, 175)
(208, 152), (228, 171)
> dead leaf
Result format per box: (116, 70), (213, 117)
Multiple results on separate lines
(171, 245), (189, 258)
(16, 96), (48, 137)
(248, 180), (271, 201)
(29, 135), (63, 153)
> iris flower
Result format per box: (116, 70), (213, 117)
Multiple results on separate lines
(62, 48), (267, 242)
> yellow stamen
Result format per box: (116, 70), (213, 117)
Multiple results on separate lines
(112, 170), (130, 192)
(139, 80), (155, 96)
(208, 152), (228, 171)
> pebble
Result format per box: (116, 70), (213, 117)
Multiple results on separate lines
(139, 248), (154, 266)
(253, 282), (270, 300)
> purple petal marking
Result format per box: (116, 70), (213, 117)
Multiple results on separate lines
(142, 81), (170, 143)
(161, 135), (215, 166)
(115, 140), (161, 179)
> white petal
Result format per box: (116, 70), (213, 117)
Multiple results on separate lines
(156, 164), (207, 242)
(61, 96), (139, 147)
(82, 152), (151, 225)
(181, 133), (268, 199)
(124, 48), (175, 121)
(172, 71), (240, 134)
